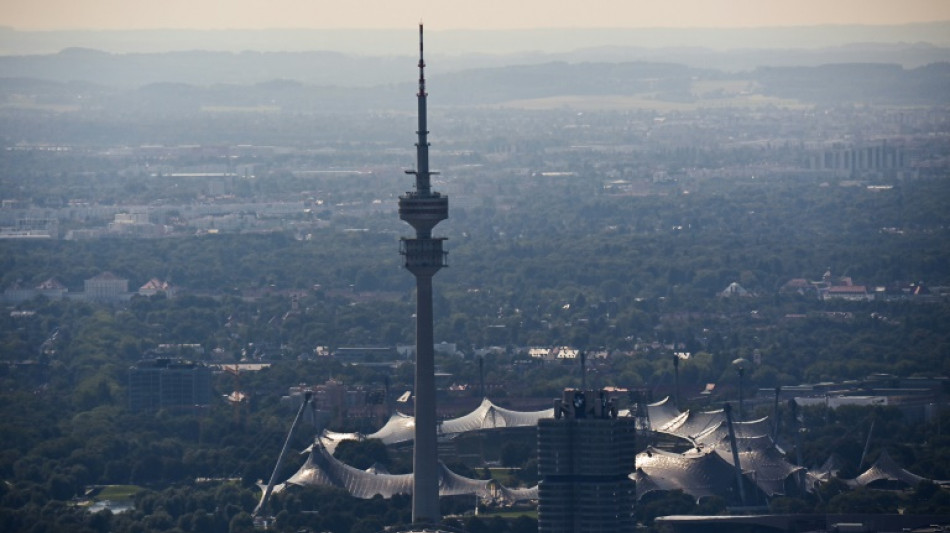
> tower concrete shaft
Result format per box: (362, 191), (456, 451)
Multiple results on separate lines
(399, 23), (448, 525)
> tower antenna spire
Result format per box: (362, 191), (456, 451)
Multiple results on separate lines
(418, 22), (425, 92)
(408, 22), (434, 195)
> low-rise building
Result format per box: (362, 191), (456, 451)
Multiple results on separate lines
(84, 272), (130, 303)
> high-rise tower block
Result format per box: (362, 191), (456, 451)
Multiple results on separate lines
(399, 23), (448, 526)
(538, 389), (637, 533)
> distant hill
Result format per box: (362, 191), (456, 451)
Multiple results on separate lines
(755, 62), (950, 105)
(0, 48), (403, 88)
(1, 60), (947, 114)
(0, 41), (948, 91)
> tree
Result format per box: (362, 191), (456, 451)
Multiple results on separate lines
(227, 512), (254, 533)
(636, 490), (696, 525)
(827, 487), (900, 513)
(333, 439), (390, 471)
(500, 441), (533, 468)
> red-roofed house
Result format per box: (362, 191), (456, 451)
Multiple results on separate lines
(139, 278), (177, 298)
(36, 278), (67, 300)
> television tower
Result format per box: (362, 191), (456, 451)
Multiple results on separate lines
(399, 23), (448, 525)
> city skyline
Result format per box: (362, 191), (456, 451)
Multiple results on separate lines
(2, 0), (949, 31)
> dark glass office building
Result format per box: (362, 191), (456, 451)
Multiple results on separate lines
(128, 358), (212, 412)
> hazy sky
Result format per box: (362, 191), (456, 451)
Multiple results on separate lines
(3, 0), (949, 30)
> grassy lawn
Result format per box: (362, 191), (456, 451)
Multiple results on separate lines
(477, 508), (538, 519)
(487, 467), (521, 486)
(95, 485), (143, 501)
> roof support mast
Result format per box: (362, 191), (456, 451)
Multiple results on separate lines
(253, 391), (312, 518)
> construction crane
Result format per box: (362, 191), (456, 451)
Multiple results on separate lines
(223, 364), (247, 428)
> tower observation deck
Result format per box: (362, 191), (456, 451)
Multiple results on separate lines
(399, 24), (448, 526)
